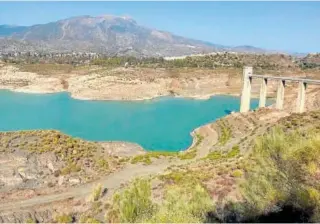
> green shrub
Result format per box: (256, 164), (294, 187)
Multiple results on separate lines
(55, 214), (73, 223)
(218, 121), (232, 145)
(226, 145), (240, 158)
(232, 169), (243, 178)
(79, 216), (101, 223)
(96, 158), (109, 170)
(130, 151), (178, 165)
(205, 151), (224, 160)
(143, 184), (214, 223)
(178, 149), (197, 160)
(159, 171), (188, 184)
(60, 162), (81, 175)
(131, 154), (152, 165)
(25, 218), (36, 223)
(91, 183), (103, 202)
(241, 127), (320, 220)
(106, 178), (154, 223)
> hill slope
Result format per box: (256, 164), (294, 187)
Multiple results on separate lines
(0, 15), (266, 57)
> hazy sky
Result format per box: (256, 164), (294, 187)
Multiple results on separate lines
(0, 1), (319, 53)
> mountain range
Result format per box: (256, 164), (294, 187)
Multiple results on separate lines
(0, 15), (277, 57)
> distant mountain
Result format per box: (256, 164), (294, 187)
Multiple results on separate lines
(230, 45), (268, 54)
(0, 25), (27, 36)
(0, 15), (267, 57)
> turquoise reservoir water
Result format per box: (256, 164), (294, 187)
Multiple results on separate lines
(0, 90), (264, 151)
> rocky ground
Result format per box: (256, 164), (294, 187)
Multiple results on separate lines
(0, 130), (148, 204)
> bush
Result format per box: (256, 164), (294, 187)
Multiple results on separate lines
(227, 145), (240, 158)
(106, 178), (154, 222)
(241, 127), (320, 221)
(79, 216), (101, 223)
(96, 158), (109, 170)
(91, 183), (103, 202)
(143, 184), (214, 223)
(206, 151), (224, 160)
(218, 121), (232, 145)
(25, 218), (36, 223)
(232, 169), (243, 178)
(55, 214), (73, 223)
(178, 149), (197, 160)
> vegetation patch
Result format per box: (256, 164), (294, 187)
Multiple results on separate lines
(226, 145), (240, 158)
(106, 178), (214, 223)
(232, 169), (243, 178)
(130, 151), (175, 165)
(217, 121), (232, 145)
(106, 178), (155, 223)
(239, 127), (320, 222)
(25, 218), (36, 223)
(91, 183), (103, 202)
(79, 216), (101, 223)
(159, 169), (212, 186)
(204, 144), (240, 161)
(0, 130), (117, 175)
(54, 214), (73, 223)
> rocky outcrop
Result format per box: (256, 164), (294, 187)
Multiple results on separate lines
(0, 209), (53, 223)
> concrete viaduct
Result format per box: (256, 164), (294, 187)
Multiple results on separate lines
(240, 66), (320, 113)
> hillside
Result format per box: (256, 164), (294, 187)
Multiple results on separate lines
(0, 15), (267, 57)
(1, 108), (320, 222)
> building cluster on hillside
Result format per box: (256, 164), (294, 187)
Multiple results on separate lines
(0, 51), (100, 65)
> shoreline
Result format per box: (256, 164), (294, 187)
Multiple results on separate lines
(0, 86), (270, 154)
(0, 88), (224, 154)
(1, 86), (266, 102)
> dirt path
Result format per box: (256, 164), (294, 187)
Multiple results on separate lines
(195, 124), (218, 159)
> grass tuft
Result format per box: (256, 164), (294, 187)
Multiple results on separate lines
(91, 183), (103, 202)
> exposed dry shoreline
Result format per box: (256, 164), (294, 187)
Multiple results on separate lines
(0, 65), (252, 101)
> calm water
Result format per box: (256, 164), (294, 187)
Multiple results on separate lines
(0, 90), (264, 151)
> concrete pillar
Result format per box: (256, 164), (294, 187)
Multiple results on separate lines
(259, 78), (268, 108)
(240, 66), (252, 113)
(276, 80), (286, 110)
(296, 81), (307, 113)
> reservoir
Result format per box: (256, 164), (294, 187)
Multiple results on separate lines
(0, 90), (265, 151)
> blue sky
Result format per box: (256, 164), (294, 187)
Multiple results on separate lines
(0, 1), (319, 53)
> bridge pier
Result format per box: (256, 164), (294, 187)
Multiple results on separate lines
(240, 66), (252, 113)
(239, 67), (319, 113)
(296, 81), (307, 113)
(259, 78), (268, 108)
(276, 80), (286, 110)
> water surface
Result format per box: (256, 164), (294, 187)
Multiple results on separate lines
(0, 90), (265, 151)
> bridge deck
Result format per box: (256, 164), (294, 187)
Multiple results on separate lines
(250, 74), (320, 84)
